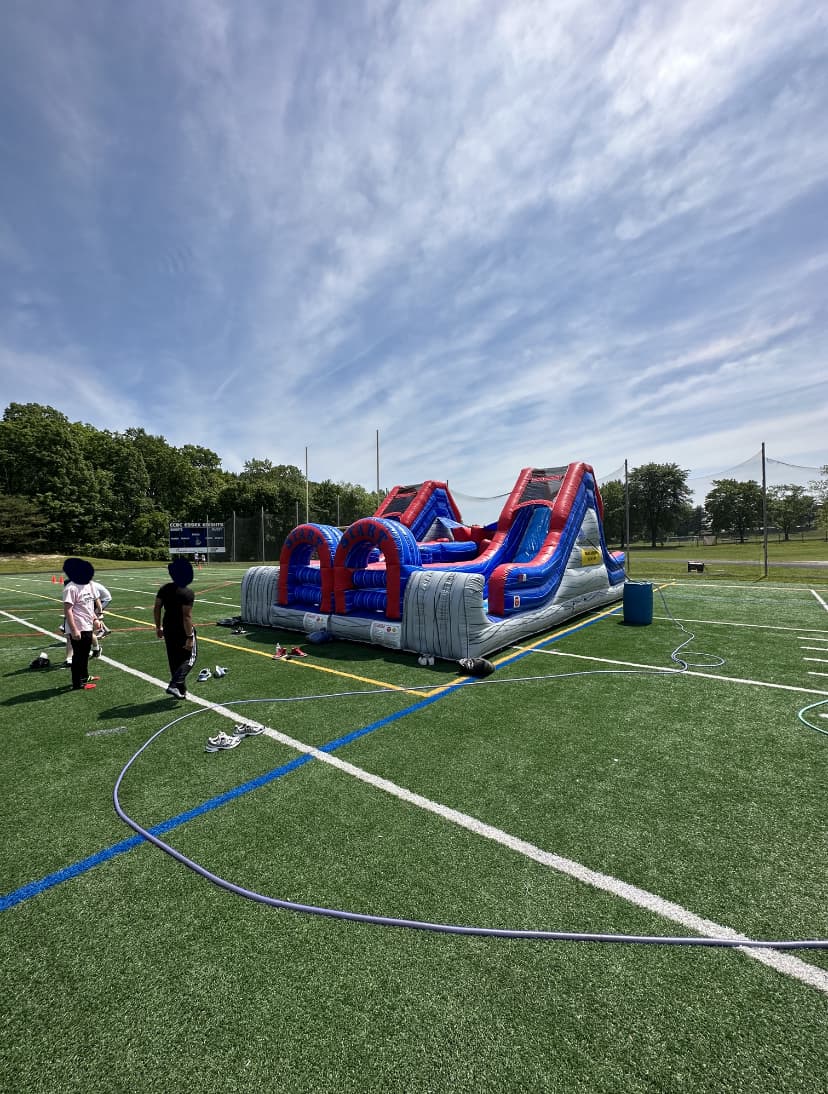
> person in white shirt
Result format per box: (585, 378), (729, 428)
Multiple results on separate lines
(91, 579), (112, 620)
(89, 579), (112, 657)
(62, 558), (99, 690)
(62, 578), (112, 663)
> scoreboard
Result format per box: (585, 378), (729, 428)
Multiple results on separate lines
(168, 522), (226, 555)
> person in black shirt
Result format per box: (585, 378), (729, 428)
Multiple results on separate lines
(154, 559), (197, 699)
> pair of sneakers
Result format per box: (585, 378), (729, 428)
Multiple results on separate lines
(205, 723), (264, 752)
(274, 645), (307, 660)
(196, 665), (228, 682)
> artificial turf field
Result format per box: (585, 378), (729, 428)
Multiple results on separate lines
(1, 565), (827, 1093)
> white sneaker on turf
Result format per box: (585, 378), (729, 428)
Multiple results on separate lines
(233, 723), (264, 737)
(205, 731), (242, 752)
(166, 686), (185, 699)
(214, 665), (228, 677)
(197, 668), (212, 682)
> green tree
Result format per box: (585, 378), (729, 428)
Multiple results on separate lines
(704, 479), (763, 543)
(0, 494), (50, 551)
(628, 463), (692, 548)
(0, 403), (101, 549)
(684, 505), (707, 538)
(215, 460), (306, 554)
(128, 511), (172, 548)
(598, 480), (625, 545)
(241, 458), (276, 478)
(179, 443), (230, 520)
(180, 444), (222, 472)
(768, 484), (815, 541)
(336, 482), (376, 525)
(77, 426), (152, 541)
(124, 428), (197, 515)
(809, 466), (828, 541)
(241, 460), (305, 491)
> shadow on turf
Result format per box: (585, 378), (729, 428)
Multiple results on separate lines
(98, 698), (184, 719)
(2, 667), (77, 704)
(2, 665), (197, 714)
(230, 625), (462, 676)
(5, 665), (60, 677)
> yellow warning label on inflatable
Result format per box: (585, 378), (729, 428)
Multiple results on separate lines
(580, 548), (601, 566)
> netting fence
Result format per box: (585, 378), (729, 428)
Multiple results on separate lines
(190, 448), (826, 566)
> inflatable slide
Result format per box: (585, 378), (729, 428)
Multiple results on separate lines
(241, 463), (625, 661)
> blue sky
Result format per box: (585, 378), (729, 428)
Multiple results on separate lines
(1, 0), (826, 497)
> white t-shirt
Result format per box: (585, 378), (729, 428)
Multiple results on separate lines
(63, 582), (97, 632)
(90, 580), (112, 608)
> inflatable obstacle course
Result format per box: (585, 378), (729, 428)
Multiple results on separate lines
(241, 463), (625, 660)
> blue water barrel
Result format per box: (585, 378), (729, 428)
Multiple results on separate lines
(623, 581), (653, 625)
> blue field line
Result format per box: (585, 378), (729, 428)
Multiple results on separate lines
(1, 611), (611, 912)
(318, 686), (463, 752)
(0, 837), (145, 911)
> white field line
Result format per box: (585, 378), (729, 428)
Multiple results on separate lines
(2, 575), (242, 611)
(666, 581), (823, 593)
(652, 615), (828, 635)
(804, 658), (828, 664)
(801, 646), (828, 651)
(511, 646), (828, 699)
(811, 589), (828, 612)
(808, 672), (828, 679)
(3, 607), (827, 996)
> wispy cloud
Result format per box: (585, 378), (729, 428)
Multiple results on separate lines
(0, 0), (825, 497)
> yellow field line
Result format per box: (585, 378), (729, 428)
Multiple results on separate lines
(105, 610), (415, 694)
(406, 593), (649, 701)
(2, 583), (653, 698)
(0, 584), (63, 604)
(493, 582), (674, 663)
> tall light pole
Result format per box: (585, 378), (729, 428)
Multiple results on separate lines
(376, 428), (380, 505)
(761, 441), (768, 578)
(305, 446), (309, 523)
(624, 459), (631, 575)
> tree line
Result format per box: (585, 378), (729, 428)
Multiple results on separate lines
(0, 403), (378, 555)
(600, 465), (828, 547)
(0, 402), (825, 554)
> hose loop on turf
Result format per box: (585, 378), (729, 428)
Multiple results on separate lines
(111, 586), (824, 946)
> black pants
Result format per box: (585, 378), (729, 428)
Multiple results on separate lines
(164, 630), (197, 696)
(70, 631), (93, 689)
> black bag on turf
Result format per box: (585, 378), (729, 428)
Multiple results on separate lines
(458, 657), (495, 677)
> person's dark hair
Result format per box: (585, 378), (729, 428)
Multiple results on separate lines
(63, 557), (94, 585)
(168, 559), (194, 588)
